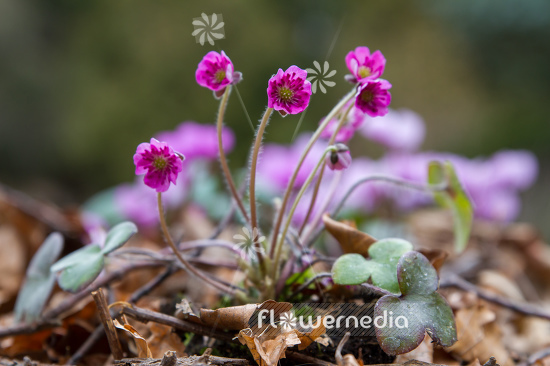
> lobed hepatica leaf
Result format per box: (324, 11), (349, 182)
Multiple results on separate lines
(428, 161), (473, 253)
(332, 238), (413, 294)
(51, 221), (137, 293)
(57, 246), (105, 292)
(14, 232), (64, 323)
(374, 251), (457, 355)
(101, 221), (138, 254)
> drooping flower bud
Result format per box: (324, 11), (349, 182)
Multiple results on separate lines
(326, 143), (352, 171)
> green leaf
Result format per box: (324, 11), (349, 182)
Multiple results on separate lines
(101, 221), (138, 254)
(331, 239), (413, 294)
(374, 251), (457, 355)
(58, 249), (105, 292)
(331, 254), (371, 285)
(14, 233), (64, 323)
(367, 239), (413, 294)
(51, 244), (102, 273)
(428, 161), (473, 252)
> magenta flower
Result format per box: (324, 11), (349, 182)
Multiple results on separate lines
(327, 144), (352, 171)
(133, 138), (184, 193)
(267, 66), (312, 116)
(195, 51), (239, 95)
(355, 79), (392, 117)
(345, 46), (386, 83)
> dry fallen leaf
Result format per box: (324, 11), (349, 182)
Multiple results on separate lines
(200, 303), (258, 330)
(323, 214), (377, 256)
(446, 303), (513, 366)
(113, 319), (152, 358)
(146, 323), (185, 358)
(395, 334), (434, 364)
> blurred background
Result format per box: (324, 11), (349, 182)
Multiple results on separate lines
(1, 0), (549, 233)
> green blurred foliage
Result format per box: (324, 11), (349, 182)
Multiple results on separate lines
(0, 1), (549, 220)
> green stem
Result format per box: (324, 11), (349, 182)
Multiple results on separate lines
(271, 146), (336, 278)
(298, 101), (355, 234)
(248, 107), (273, 270)
(216, 86), (250, 223)
(268, 89), (356, 258)
(157, 193), (236, 294)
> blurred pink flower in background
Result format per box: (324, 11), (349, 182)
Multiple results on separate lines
(156, 121), (235, 160)
(320, 102), (365, 142)
(360, 109), (426, 152)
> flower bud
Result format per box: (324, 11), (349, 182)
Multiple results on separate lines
(326, 143), (352, 171)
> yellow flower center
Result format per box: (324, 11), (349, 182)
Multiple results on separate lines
(358, 66), (371, 79)
(215, 69), (226, 83)
(360, 90), (374, 103)
(278, 87), (294, 102)
(153, 157), (167, 170)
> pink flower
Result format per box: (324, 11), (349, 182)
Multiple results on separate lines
(156, 121), (235, 160)
(267, 66), (312, 116)
(345, 46), (386, 83)
(133, 138), (184, 192)
(320, 102), (365, 142)
(195, 51), (237, 93)
(326, 144), (352, 171)
(360, 109), (425, 151)
(355, 79), (392, 117)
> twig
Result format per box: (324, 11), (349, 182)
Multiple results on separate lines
(286, 351), (337, 366)
(91, 288), (123, 360)
(0, 261), (166, 339)
(65, 324), (104, 365)
(119, 305), (235, 342)
(440, 275), (550, 321)
(115, 355), (251, 366)
(129, 266), (177, 303)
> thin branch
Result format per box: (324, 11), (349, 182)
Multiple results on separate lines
(118, 305), (235, 342)
(440, 275), (550, 321)
(91, 288), (123, 360)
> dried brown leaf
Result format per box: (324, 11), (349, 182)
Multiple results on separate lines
(323, 214), (376, 256)
(114, 319), (152, 358)
(200, 303), (258, 330)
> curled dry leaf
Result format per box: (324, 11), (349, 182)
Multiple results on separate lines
(113, 319), (152, 358)
(323, 214), (376, 257)
(238, 328), (301, 366)
(200, 303), (258, 330)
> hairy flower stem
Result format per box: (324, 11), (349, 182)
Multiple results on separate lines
(298, 102), (355, 235)
(269, 89), (356, 258)
(272, 146), (337, 279)
(217, 86), (250, 223)
(248, 107), (273, 273)
(157, 193), (236, 294)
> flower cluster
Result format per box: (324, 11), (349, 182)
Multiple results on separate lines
(345, 46), (392, 117)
